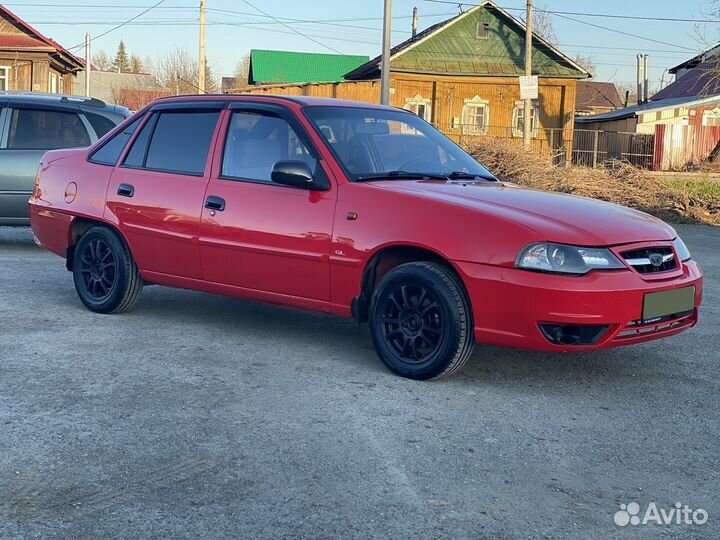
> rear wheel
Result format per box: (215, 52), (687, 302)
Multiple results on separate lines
(369, 262), (475, 380)
(72, 226), (143, 313)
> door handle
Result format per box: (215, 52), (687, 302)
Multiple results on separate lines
(117, 183), (134, 197)
(205, 196), (225, 211)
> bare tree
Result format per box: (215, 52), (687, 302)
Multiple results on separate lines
(573, 54), (596, 76)
(149, 47), (216, 95)
(533, 8), (558, 47)
(234, 53), (251, 87)
(130, 54), (144, 74)
(92, 50), (112, 71)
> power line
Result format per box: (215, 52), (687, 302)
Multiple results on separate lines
(424, 0), (720, 22)
(65, 0), (167, 52)
(236, 0), (345, 55)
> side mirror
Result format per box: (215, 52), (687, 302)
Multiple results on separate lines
(271, 160), (329, 191)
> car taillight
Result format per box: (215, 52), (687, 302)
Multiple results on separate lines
(32, 169), (42, 199)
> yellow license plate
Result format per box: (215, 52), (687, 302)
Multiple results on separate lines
(643, 286), (695, 322)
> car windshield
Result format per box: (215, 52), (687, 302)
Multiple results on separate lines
(303, 106), (495, 181)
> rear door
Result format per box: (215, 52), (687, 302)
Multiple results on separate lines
(105, 102), (223, 279)
(0, 102), (92, 221)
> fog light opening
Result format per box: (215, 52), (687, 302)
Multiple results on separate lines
(539, 324), (610, 346)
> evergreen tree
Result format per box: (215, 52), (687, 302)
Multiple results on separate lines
(112, 41), (130, 73)
(204, 60), (217, 93)
(130, 54), (144, 74)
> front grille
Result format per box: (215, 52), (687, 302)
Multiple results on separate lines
(621, 246), (677, 274)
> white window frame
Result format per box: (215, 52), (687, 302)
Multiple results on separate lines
(512, 100), (539, 138)
(0, 66), (10, 92)
(461, 95), (490, 135)
(49, 72), (58, 93)
(403, 93), (432, 122)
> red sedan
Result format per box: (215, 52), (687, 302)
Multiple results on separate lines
(29, 95), (703, 379)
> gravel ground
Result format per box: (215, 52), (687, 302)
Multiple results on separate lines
(0, 224), (718, 539)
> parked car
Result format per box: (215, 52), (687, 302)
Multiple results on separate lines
(29, 95), (703, 380)
(0, 93), (130, 225)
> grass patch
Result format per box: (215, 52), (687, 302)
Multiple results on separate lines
(463, 137), (720, 226)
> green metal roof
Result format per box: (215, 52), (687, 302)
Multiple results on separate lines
(345, 1), (588, 80)
(249, 50), (370, 85)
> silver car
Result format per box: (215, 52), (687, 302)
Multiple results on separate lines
(0, 93), (130, 225)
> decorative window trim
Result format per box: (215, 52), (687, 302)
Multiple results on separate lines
(0, 66), (10, 92)
(476, 22), (490, 40)
(461, 95), (490, 135)
(512, 100), (539, 138)
(403, 93), (432, 122)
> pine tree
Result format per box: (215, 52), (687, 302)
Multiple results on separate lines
(130, 54), (143, 74)
(204, 60), (217, 93)
(112, 41), (130, 73)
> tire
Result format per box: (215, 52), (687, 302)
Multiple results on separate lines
(72, 226), (143, 314)
(369, 261), (475, 380)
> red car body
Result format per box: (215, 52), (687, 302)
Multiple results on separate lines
(30, 95), (703, 357)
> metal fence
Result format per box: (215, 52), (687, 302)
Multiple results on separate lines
(435, 123), (720, 170)
(572, 129), (655, 169)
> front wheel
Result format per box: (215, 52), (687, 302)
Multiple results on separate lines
(369, 262), (475, 380)
(72, 226), (143, 313)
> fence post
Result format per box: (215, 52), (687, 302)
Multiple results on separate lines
(592, 130), (600, 168)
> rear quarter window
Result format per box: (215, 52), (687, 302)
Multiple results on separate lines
(89, 113), (144, 166)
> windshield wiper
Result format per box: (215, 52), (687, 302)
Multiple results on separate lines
(446, 171), (498, 181)
(355, 171), (449, 182)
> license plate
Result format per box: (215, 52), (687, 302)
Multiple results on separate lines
(643, 286), (695, 322)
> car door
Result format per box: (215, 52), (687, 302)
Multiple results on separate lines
(0, 102), (92, 222)
(199, 103), (336, 301)
(105, 102), (223, 279)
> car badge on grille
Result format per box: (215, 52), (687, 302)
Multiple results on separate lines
(648, 253), (664, 267)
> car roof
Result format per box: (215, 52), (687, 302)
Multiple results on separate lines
(149, 93), (402, 112)
(0, 92), (128, 115)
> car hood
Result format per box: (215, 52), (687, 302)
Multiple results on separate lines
(369, 180), (676, 246)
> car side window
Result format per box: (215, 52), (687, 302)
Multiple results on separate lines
(7, 108), (90, 150)
(221, 110), (316, 183)
(135, 111), (220, 176)
(84, 111), (119, 139)
(89, 113), (144, 166)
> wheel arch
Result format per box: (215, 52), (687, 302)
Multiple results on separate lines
(66, 217), (134, 271)
(352, 242), (470, 323)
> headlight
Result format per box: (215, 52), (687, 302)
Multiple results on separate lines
(516, 242), (625, 275)
(673, 236), (691, 261)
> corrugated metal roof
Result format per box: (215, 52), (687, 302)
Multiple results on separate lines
(0, 34), (52, 49)
(575, 95), (720, 123)
(651, 56), (720, 100)
(249, 50), (370, 85)
(576, 81), (623, 112)
(344, 0), (588, 80)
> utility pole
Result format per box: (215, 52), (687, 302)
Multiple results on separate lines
(523, 0), (533, 149)
(636, 54), (642, 104)
(84, 32), (91, 97)
(198, 0), (207, 94)
(381, 0), (392, 105)
(643, 54), (649, 103)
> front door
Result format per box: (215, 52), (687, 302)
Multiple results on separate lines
(105, 103), (223, 279)
(199, 104), (336, 301)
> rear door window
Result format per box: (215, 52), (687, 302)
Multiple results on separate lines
(140, 111), (220, 175)
(89, 113), (144, 166)
(7, 108), (91, 150)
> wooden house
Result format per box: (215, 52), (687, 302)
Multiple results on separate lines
(0, 4), (83, 94)
(236, 0), (589, 155)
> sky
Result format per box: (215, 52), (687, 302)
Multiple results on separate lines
(5, 0), (719, 90)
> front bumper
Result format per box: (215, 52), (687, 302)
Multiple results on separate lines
(454, 259), (703, 351)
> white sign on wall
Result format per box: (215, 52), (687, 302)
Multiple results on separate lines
(519, 75), (539, 100)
